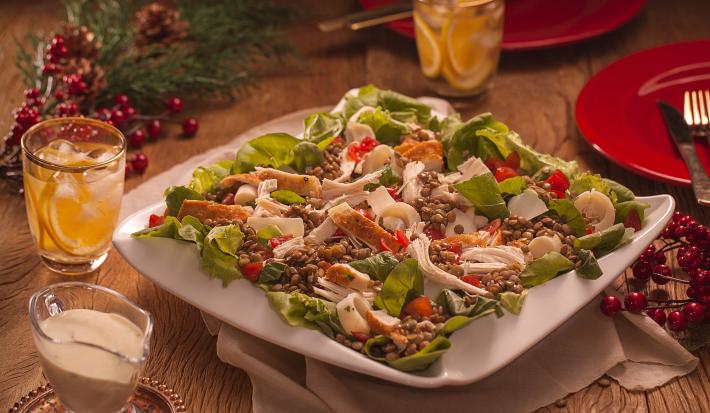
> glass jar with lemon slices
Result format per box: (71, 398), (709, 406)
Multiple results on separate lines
(414, 0), (504, 97)
(22, 118), (126, 275)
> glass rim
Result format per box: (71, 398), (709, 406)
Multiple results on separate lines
(415, 0), (498, 6)
(28, 281), (153, 366)
(21, 117), (127, 173)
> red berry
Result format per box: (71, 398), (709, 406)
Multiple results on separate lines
(124, 163), (133, 179)
(132, 153), (149, 173)
(667, 311), (688, 332)
(654, 251), (667, 265)
(646, 308), (667, 326)
(42, 63), (58, 74)
(632, 261), (652, 281)
(129, 129), (146, 148)
(683, 302), (705, 323)
(104, 119), (115, 127)
(146, 119), (161, 138)
(51, 34), (65, 46)
(600, 295), (622, 316)
(165, 96), (183, 113)
(110, 110), (126, 126)
(24, 88), (40, 99)
(687, 286), (698, 299)
(182, 117), (199, 137)
(114, 94), (131, 107)
(123, 106), (136, 118)
(64, 74), (87, 95)
(624, 292), (647, 313)
(96, 107), (111, 120)
(652, 264), (671, 285)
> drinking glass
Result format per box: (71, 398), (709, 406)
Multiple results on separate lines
(414, 0), (505, 97)
(29, 282), (153, 413)
(21, 117), (126, 275)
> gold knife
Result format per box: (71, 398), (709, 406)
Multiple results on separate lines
(318, 3), (413, 32)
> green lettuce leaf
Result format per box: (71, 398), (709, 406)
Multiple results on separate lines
(504, 132), (578, 177)
(343, 85), (381, 119)
(573, 223), (627, 256)
(256, 224), (282, 242)
(187, 160), (233, 195)
(547, 199), (586, 237)
(498, 290), (528, 315)
(575, 249), (603, 280)
(357, 107), (410, 145)
(453, 173), (509, 220)
(303, 112), (344, 144)
(436, 289), (501, 321)
(615, 201), (649, 225)
(258, 261), (287, 284)
(201, 236), (242, 287)
(374, 258), (424, 316)
(342, 85), (432, 124)
(569, 173), (624, 203)
(164, 185), (205, 216)
(442, 112), (509, 171)
(604, 178), (635, 202)
(498, 176), (528, 196)
(233, 133), (301, 173)
(520, 252), (574, 288)
(266, 291), (344, 338)
(349, 252), (399, 282)
(292, 141), (325, 173)
(271, 189), (305, 205)
(131, 215), (207, 245)
(205, 225), (244, 257)
(364, 335), (451, 372)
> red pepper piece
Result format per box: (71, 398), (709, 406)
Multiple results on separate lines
(268, 235), (294, 249)
(242, 262), (263, 283)
(545, 169), (570, 192)
(148, 214), (164, 228)
(461, 274), (481, 287)
(395, 229), (410, 249)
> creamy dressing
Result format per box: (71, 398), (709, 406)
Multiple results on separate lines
(37, 309), (145, 413)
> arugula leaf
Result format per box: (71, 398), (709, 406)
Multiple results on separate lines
(357, 107), (410, 145)
(498, 176), (528, 196)
(266, 291), (344, 338)
(258, 261), (287, 284)
(349, 252), (400, 282)
(164, 186), (205, 216)
(453, 173), (509, 220)
(374, 259), (424, 316)
(498, 291), (528, 315)
(547, 199), (586, 237)
(436, 289), (500, 320)
(364, 335), (451, 371)
(520, 252), (574, 288)
(303, 112), (344, 144)
(576, 249), (603, 280)
(573, 223), (626, 256)
(504, 132), (578, 177)
(271, 190), (305, 205)
(615, 201), (649, 225)
(292, 141), (325, 173)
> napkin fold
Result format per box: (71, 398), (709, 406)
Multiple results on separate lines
(121, 105), (698, 413)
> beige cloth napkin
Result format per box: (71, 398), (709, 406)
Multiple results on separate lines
(120, 106), (698, 413)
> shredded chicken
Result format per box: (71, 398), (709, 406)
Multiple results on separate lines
(304, 217), (338, 244)
(335, 146), (355, 183)
(273, 237), (305, 259)
(401, 161), (425, 203)
(460, 246), (526, 266)
(313, 277), (377, 304)
(322, 169), (384, 200)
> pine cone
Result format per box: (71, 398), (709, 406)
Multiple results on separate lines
(135, 3), (188, 49)
(61, 24), (101, 60)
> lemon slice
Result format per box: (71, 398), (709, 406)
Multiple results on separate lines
(445, 10), (489, 77)
(441, 58), (494, 91)
(414, 13), (443, 78)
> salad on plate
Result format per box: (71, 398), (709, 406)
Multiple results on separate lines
(132, 85), (648, 372)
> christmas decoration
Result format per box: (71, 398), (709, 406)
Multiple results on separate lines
(1, 0), (293, 190)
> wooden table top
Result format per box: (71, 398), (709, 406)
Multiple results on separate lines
(2, 0), (709, 411)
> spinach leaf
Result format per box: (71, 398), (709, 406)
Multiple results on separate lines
(292, 141), (325, 173)
(498, 290), (528, 315)
(441, 315), (474, 335)
(575, 249), (603, 280)
(547, 199), (586, 237)
(615, 201), (649, 225)
(436, 289), (500, 319)
(164, 185), (205, 216)
(266, 291), (344, 338)
(364, 335), (451, 372)
(520, 252), (574, 288)
(349, 252), (399, 282)
(303, 112), (344, 144)
(379, 90), (431, 124)
(453, 173), (509, 220)
(443, 112), (509, 171)
(573, 223), (626, 256)
(258, 261), (287, 284)
(357, 108), (410, 145)
(343, 85), (381, 119)
(271, 190), (305, 205)
(374, 259), (424, 316)
(233, 133), (301, 173)
(604, 178), (635, 202)
(363, 165), (402, 191)
(498, 176), (528, 196)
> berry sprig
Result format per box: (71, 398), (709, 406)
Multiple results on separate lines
(600, 212), (710, 333)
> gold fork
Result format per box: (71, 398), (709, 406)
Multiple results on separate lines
(684, 90), (710, 145)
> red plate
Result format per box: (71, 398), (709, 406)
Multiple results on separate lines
(358, 0), (646, 51)
(576, 40), (710, 186)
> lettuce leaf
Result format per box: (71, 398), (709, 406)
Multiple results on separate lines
(266, 291), (344, 338)
(291, 141), (325, 173)
(604, 178), (635, 202)
(547, 199), (586, 237)
(233, 133), (327, 174)
(453, 173), (509, 220)
(357, 107), (410, 145)
(187, 160), (233, 195)
(349, 252), (399, 282)
(364, 335), (451, 371)
(205, 225), (244, 257)
(342, 85), (432, 124)
(436, 289), (501, 322)
(520, 252), (574, 288)
(615, 201), (649, 225)
(374, 259), (424, 316)
(363, 165), (402, 191)
(569, 173), (633, 204)
(498, 176), (528, 196)
(503, 132), (578, 177)
(573, 223), (627, 256)
(575, 249), (603, 280)
(271, 190), (305, 205)
(343, 85), (381, 119)
(164, 185), (205, 216)
(498, 290), (528, 315)
(442, 112), (509, 171)
(257, 261), (287, 284)
(256, 224), (282, 242)
(201, 235), (242, 287)
(303, 112), (344, 144)
(131, 215), (207, 246)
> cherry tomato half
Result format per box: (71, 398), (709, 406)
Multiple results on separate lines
(495, 166), (519, 182)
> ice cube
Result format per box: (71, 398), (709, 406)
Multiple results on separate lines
(86, 147), (114, 163)
(40, 139), (88, 165)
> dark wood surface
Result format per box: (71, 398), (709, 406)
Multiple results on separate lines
(1, 0), (709, 411)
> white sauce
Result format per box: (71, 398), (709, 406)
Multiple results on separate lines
(37, 309), (145, 413)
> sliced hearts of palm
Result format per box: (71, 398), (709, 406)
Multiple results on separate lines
(414, 13), (443, 78)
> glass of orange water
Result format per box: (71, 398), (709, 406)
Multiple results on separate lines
(22, 118), (126, 275)
(414, 0), (505, 97)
